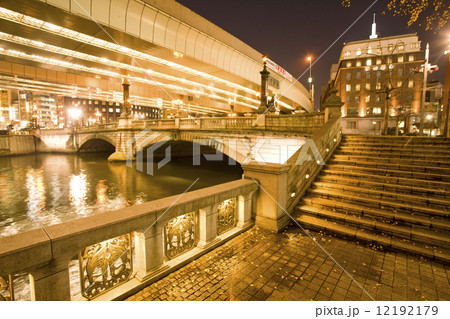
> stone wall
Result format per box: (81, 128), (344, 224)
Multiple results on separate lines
(0, 135), (37, 156)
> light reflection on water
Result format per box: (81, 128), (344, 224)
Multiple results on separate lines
(0, 153), (242, 237)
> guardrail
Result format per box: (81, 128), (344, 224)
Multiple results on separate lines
(0, 179), (257, 301)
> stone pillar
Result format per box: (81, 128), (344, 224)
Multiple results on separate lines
(134, 225), (166, 281)
(236, 191), (255, 228)
(197, 206), (218, 248)
(323, 89), (344, 122)
(242, 162), (291, 231)
(257, 57), (270, 114)
(29, 260), (71, 301)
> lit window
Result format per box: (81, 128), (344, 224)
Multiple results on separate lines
(116, 108), (120, 113)
(373, 107), (381, 114)
(366, 83), (371, 90)
(365, 95), (370, 102)
(376, 83), (381, 90)
(388, 44), (394, 52)
(366, 59), (372, 66)
(411, 43), (419, 49)
(109, 108), (113, 112)
(398, 43), (404, 51)
(356, 48), (362, 56)
(355, 96), (360, 103)
(408, 80), (414, 88)
(397, 81), (402, 88)
(398, 56), (403, 63)
(376, 58), (382, 65)
(346, 84), (351, 92)
(367, 47), (372, 54)
(344, 51), (351, 56)
(409, 55), (414, 62)
(355, 84), (361, 91)
(346, 61), (352, 67)
(387, 57), (392, 64)
(356, 60), (361, 67)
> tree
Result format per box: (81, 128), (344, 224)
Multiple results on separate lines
(342, 0), (449, 31)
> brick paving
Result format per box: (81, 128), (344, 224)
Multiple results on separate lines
(126, 225), (450, 301)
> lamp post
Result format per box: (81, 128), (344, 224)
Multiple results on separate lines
(419, 44), (430, 136)
(257, 55), (270, 114)
(443, 39), (450, 137)
(307, 56), (314, 107)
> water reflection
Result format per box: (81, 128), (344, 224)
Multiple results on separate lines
(0, 153), (242, 237)
(69, 171), (88, 217)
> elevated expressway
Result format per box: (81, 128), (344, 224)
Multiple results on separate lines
(0, 0), (312, 116)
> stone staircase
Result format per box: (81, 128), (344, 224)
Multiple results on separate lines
(295, 135), (450, 264)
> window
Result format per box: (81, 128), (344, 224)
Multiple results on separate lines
(367, 46), (372, 54)
(376, 71), (381, 78)
(346, 84), (351, 92)
(407, 94), (413, 101)
(411, 43), (420, 49)
(398, 68), (403, 76)
(109, 108), (113, 113)
(102, 108), (106, 112)
(387, 57), (392, 64)
(346, 96), (351, 103)
(356, 60), (361, 67)
(377, 46), (382, 54)
(356, 72), (361, 79)
(408, 80), (414, 88)
(376, 82), (381, 90)
(356, 48), (362, 56)
(366, 59), (372, 66)
(398, 56), (404, 63)
(94, 101), (98, 105)
(365, 95), (371, 102)
(346, 72), (351, 80)
(344, 51), (351, 56)
(398, 42), (404, 51)
(346, 61), (352, 67)
(376, 58), (382, 65)
(102, 101), (106, 105)
(347, 108), (358, 115)
(116, 108), (121, 113)
(355, 96), (360, 103)
(347, 121), (357, 129)
(397, 81), (402, 88)
(366, 83), (371, 90)
(388, 44), (394, 52)
(355, 84), (361, 91)
(366, 71), (371, 79)
(373, 107), (381, 114)
(409, 54), (414, 62)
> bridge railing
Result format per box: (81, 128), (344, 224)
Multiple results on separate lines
(0, 179), (257, 301)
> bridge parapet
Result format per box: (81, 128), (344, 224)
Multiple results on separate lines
(0, 179), (257, 301)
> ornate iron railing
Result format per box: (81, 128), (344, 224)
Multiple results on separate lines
(0, 275), (14, 301)
(78, 233), (133, 300)
(164, 212), (196, 259)
(216, 198), (237, 235)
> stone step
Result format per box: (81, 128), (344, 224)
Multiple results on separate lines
(328, 159), (450, 175)
(335, 150), (450, 162)
(297, 205), (450, 247)
(339, 146), (450, 156)
(301, 197), (450, 231)
(342, 136), (450, 144)
(307, 188), (449, 219)
(317, 174), (450, 199)
(333, 154), (450, 168)
(321, 168), (450, 191)
(326, 164), (450, 183)
(295, 214), (450, 264)
(340, 140), (450, 148)
(313, 181), (450, 210)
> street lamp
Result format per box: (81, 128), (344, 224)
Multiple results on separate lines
(307, 56), (314, 107)
(68, 108), (82, 127)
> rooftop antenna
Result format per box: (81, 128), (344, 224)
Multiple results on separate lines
(370, 14), (378, 39)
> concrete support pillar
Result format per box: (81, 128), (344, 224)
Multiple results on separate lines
(197, 206), (218, 248)
(29, 260), (71, 301)
(236, 192), (255, 228)
(242, 163), (291, 231)
(134, 225), (166, 281)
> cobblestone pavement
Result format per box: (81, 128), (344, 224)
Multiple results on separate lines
(126, 225), (450, 301)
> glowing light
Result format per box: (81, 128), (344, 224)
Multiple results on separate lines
(68, 108), (82, 119)
(305, 174), (310, 179)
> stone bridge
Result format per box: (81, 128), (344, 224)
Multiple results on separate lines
(38, 113), (327, 165)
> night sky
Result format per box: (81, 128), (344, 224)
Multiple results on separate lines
(176, 0), (449, 108)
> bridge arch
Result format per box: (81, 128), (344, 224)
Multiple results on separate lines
(78, 133), (117, 152)
(136, 131), (247, 164)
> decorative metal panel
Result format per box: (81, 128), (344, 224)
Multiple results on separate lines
(79, 234), (132, 300)
(0, 275), (14, 301)
(164, 212), (196, 259)
(216, 198), (237, 235)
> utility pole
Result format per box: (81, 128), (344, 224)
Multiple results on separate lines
(419, 43), (429, 136)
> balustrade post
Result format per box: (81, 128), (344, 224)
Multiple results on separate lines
(197, 206), (218, 248)
(29, 260), (71, 301)
(134, 225), (167, 281)
(236, 191), (256, 228)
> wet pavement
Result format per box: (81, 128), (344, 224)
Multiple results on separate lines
(126, 225), (450, 301)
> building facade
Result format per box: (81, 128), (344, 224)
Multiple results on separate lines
(323, 19), (427, 135)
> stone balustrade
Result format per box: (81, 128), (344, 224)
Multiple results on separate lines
(0, 179), (257, 301)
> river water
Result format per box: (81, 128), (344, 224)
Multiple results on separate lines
(0, 153), (242, 237)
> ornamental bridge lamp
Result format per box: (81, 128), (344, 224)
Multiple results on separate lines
(257, 55), (278, 114)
